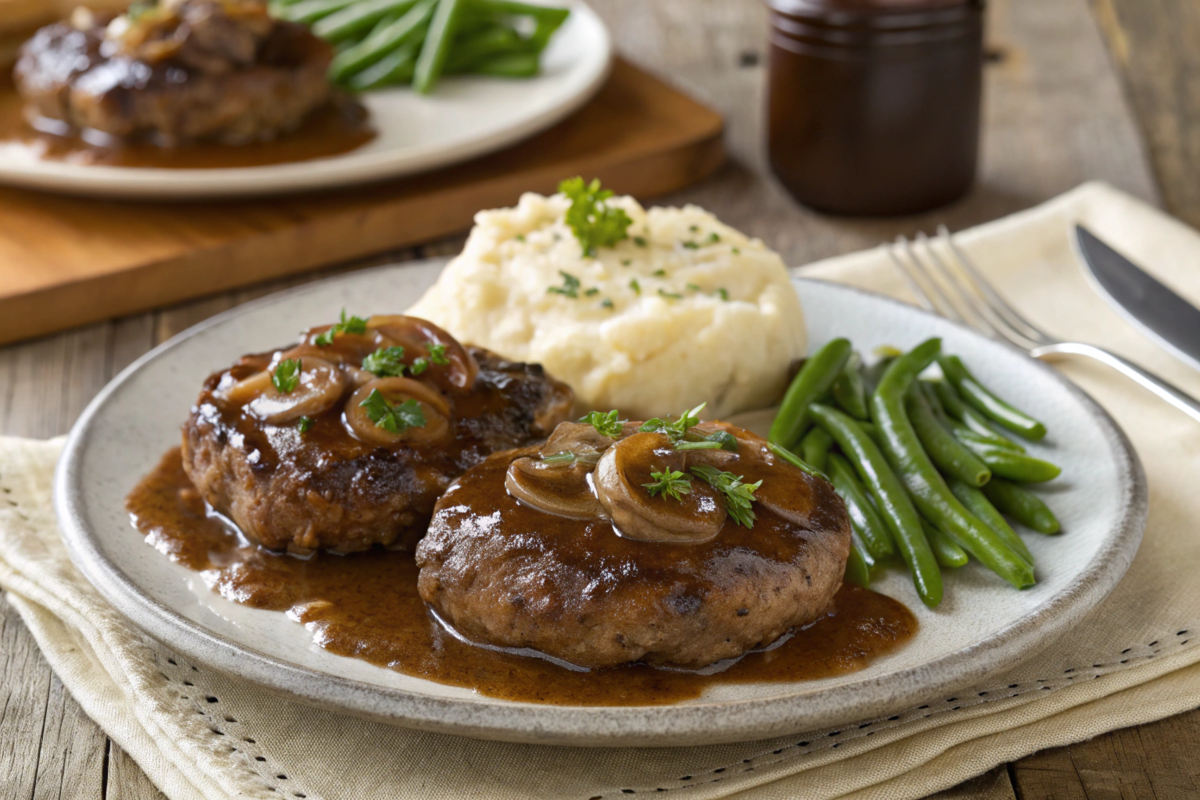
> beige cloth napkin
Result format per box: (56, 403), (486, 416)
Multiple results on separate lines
(1, 181), (1198, 800)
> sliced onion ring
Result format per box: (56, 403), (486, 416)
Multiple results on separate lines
(367, 315), (478, 392)
(242, 357), (347, 425)
(345, 377), (451, 447)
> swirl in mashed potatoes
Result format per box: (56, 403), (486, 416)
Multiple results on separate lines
(407, 191), (807, 419)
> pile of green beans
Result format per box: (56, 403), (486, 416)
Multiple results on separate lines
(272, 0), (570, 92)
(769, 338), (1063, 607)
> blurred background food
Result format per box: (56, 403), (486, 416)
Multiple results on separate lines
(0, 0), (127, 66)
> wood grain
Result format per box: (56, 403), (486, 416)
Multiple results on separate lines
(0, 0), (1193, 797)
(0, 58), (723, 347)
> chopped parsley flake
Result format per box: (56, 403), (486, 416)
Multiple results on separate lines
(643, 468), (693, 501)
(362, 346), (406, 377)
(658, 289), (683, 300)
(686, 283), (701, 292)
(708, 232), (720, 243)
(689, 224), (699, 232)
(600, 298), (614, 309)
(731, 247), (741, 255)
(426, 343), (450, 365)
(580, 409), (625, 438)
(296, 416), (314, 434)
(559, 177), (633, 257)
(652, 268), (666, 277)
(315, 309), (368, 346)
(690, 464), (761, 528)
(716, 287), (730, 301)
(515, 234), (525, 242)
(409, 358), (429, 375)
(548, 270), (582, 298)
(640, 403), (739, 453)
(681, 241), (699, 250)
(272, 359), (301, 394)
(621, 259), (631, 266)
(629, 279), (641, 295)
(584, 287), (600, 297)
(633, 236), (648, 247)
(359, 390), (426, 434)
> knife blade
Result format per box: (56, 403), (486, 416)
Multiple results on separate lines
(1074, 224), (1200, 372)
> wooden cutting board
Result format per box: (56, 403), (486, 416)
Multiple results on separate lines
(0, 58), (723, 346)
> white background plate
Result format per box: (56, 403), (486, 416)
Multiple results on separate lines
(54, 261), (1146, 746)
(0, 3), (610, 199)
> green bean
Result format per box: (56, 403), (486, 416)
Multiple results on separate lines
(871, 339), (1035, 589)
(948, 479), (1034, 564)
(444, 24), (523, 73)
(348, 43), (419, 90)
(766, 442), (826, 480)
(920, 517), (969, 569)
(830, 351), (869, 420)
(938, 355), (1046, 441)
(930, 379), (1026, 452)
(862, 355), (895, 397)
(952, 424), (1025, 453)
(982, 478), (1062, 534)
(844, 535), (873, 588)
(906, 384), (991, 487)
(810, 404), (942, 607)
(468, 0), (570, 22)
(414, 0), (466, 93)
(282, 0), (357, 24)
(957, 439), (1062, 483)
(315, 0), (419, 43)
(827, 453), (895, 560)
(769, 338), (852, 449)
(800, 426), (833, 473)
(330, 0), (436, 81)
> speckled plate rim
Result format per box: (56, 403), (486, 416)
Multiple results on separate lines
(53, 265), (1147, 747)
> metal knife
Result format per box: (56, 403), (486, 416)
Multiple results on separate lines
(1074, 224), (1200, 372)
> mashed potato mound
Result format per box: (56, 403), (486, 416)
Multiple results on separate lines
(407, 192), (807, 419)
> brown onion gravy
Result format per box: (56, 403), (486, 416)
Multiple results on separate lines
(0, 79), (375, 170)
(127, 447), (917, 706)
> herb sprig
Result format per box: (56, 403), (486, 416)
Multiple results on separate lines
(547, 270), (582, 298)
(272, 359), (301, 394)
(643, 468), (692, 501)
(359, 390), (426, 434)
(690, 465), (761, 527)
(560, 177), (633, 257)
(639, 403), (738, 452)
(315, 309), (368, 346)
(362, 346), (406, 377)
(580, 409), (624, 438)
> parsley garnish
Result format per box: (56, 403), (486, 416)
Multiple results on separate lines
(362, 346), (406, 377)
(652, 269), (666, 277)
(426, 343), (450, 365)
(633, 236), (647, 247)
(682, 241), (699, 250)
(716, 287), (730, 301)
(580, 409), (624, 438)
(600, 298), (614, 309)
(731, 247), (741, 255)
(621, 259), (631, 266)
(548, 270), (582, 298)
(639, 403), (738, 452)
(690, 464), (761, 527)
(409, 358), (430, 375)
(297, 416), (314, 434)
(708, 232), (720, 243)
(643, 468), (693, 501)
(559, 177), (633, 257)
(689, 224), (699, 232)
(515, 234), (525, 242)
(315, 309), (368, 346)
(272, 359), (301, 394)
(686, 283), (701, 292)
(541, 450), (602, 467)
(584, 287), (600, 297)
(629, 279), (641, 295)
(658, 289), (683, 300)
(359, 390), (426, 434)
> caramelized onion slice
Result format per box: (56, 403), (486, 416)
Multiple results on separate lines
(594, 432), (726, 544)
(242, 357), (347, 424)
(505, 457), (605, 519)
(345, 377), (451, 447)
(368, 315), (478, 392)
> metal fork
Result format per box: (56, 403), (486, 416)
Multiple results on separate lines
(888, 225), (1200, 424)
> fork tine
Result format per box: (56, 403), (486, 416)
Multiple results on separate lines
(937, 226), (1052, 345)
(885, 240), (940, 315)
(892, 237), (965, 323)
(914, 232), (1041, 351)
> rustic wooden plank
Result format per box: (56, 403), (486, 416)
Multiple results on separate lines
(0, 602), (52, 800)
(1094, 0), (1200, 228)
(929, 767), (1017, 800)
(32, 672), (106, 800)
(106, 744), (168, 800)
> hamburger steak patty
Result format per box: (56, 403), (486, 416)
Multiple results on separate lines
(416, 422), (852, 669)
(15, 0), (334, 145)
(182, 315), (573, 555)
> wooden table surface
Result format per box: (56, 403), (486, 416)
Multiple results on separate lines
(2, 0), (1198, 797)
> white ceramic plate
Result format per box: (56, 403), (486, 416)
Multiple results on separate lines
(54, 261), (1146, 746)
(0, 3), (610, 199)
